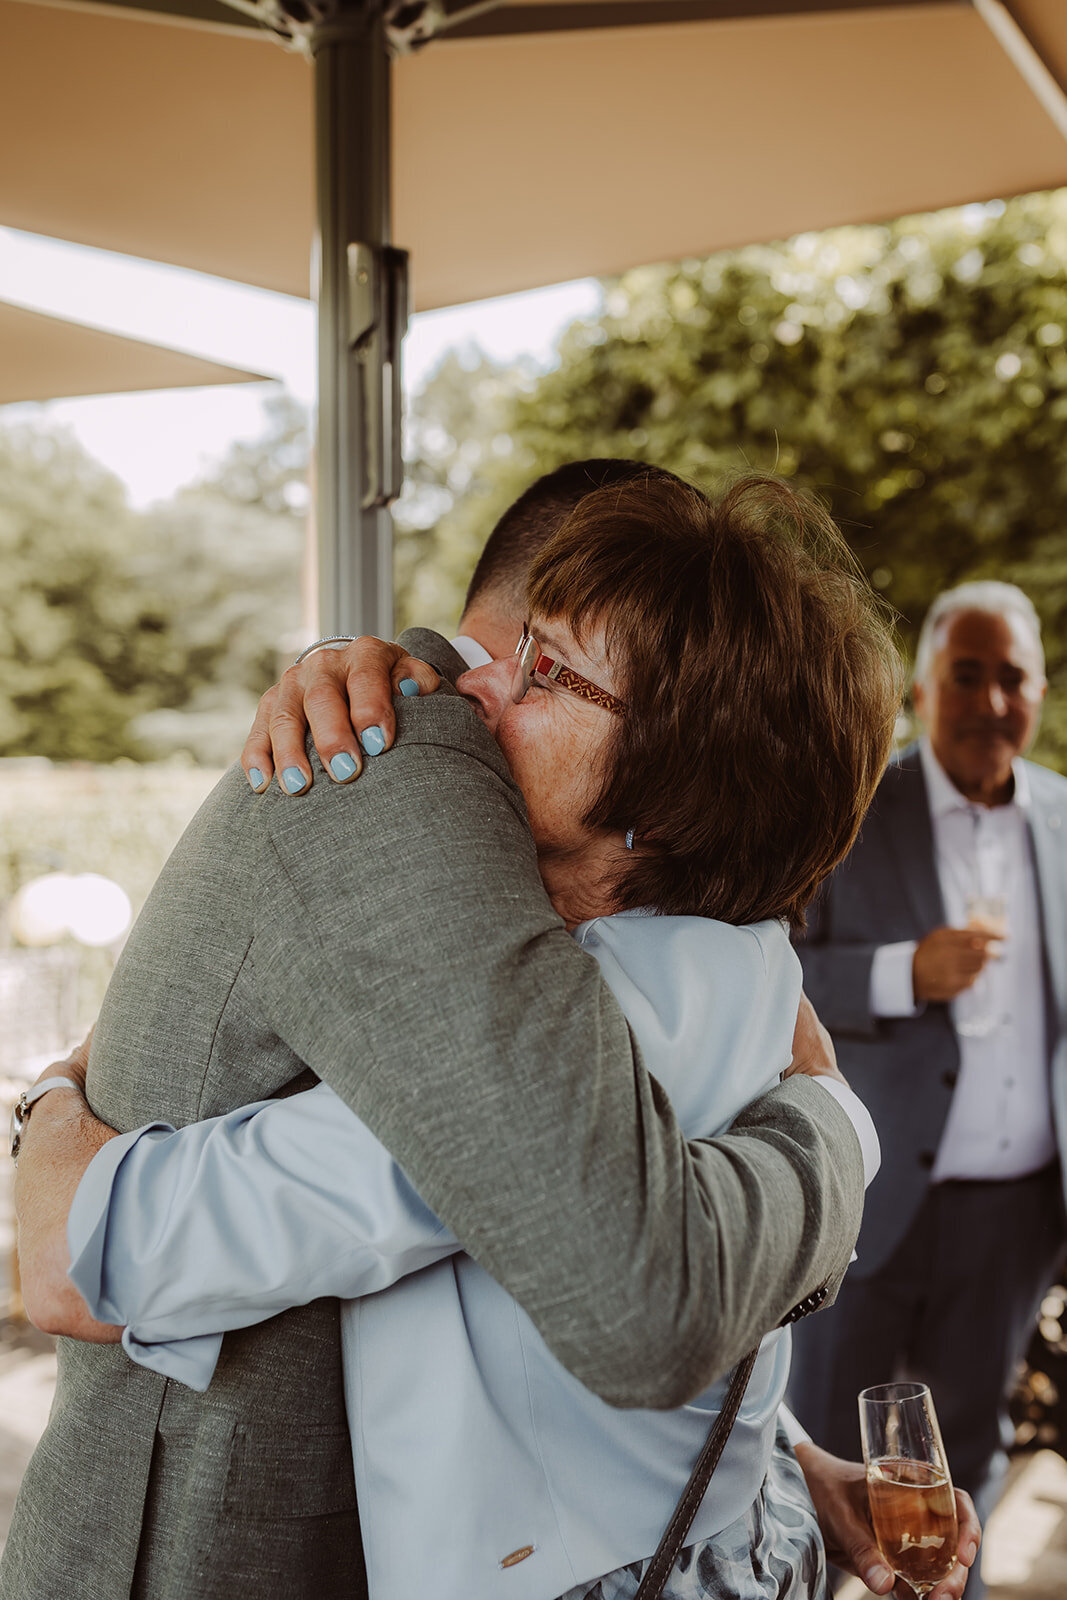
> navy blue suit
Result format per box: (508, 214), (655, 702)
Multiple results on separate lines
(789, 747), (1067, 1546)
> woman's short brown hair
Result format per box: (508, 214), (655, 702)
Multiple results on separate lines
(527, 474), (902, 929)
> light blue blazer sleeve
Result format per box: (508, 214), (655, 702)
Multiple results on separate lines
(67, 1085), (459, 1390)
(68, 913), (806, 1391)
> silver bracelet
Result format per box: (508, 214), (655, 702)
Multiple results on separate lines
(293, 635), (359, 667)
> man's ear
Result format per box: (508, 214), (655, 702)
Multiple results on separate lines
(911, 679), (927, 725)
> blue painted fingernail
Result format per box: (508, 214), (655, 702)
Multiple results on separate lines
(283, 767), (308, 794)
(330, 752), (358, 781)
(360, 725), (386, 757)
(399, 678), (420, 698)
(249, 767), (265, 790)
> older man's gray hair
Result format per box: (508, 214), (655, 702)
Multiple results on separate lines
(913, 580), (1045, 687)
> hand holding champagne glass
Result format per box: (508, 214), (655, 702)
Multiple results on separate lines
(955, 893), (1007, 1038)
(859, 1383), (958, 1597)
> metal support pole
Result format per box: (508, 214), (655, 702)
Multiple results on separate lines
(972, 0), (1067, 145)
(309, 1), (408, 637)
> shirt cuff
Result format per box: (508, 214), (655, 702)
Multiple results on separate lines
(67, 1123), (224, 1393)
(808, 1078), (881, 1190)
(778, 1403), (812, 1452)
(869, 940), (920, 1018)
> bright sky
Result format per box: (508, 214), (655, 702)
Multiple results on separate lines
(0, 227), (602, 507)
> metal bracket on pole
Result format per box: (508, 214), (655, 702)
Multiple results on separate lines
(347, 242), (410, 509)
(383, 0), (504, 52)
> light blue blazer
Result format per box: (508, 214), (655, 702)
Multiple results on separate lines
(70, 913), (803, 1600)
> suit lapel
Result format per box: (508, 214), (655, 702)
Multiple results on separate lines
(1024, 764), (1067, 1029)
(882, 749), (946, 935)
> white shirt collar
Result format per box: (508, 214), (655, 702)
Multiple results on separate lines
(918, 735), (1030, 818)
(449, 634), (493, 670)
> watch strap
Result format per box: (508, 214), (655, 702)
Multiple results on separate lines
(22, 1076), (83, 1110)
(10, 1075), (83, 1162)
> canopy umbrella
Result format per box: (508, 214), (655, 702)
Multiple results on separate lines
(3, 0), (1067, 631)
(0, 297), (265, 403)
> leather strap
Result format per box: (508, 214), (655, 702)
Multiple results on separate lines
(632, 1345), (760, 1600)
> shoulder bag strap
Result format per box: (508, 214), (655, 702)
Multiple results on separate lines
(630, 1275), (830, 1600)
(632, 1346), (760, 1600)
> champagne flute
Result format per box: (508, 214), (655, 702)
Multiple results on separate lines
(955, 892), (1007, 1039)
(859, 1382), (958, 1597)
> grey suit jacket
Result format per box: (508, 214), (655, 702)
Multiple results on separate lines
(797, 744), (1067, 1278)
(3, 630), (864, 1600)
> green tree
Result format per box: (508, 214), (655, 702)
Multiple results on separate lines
(394, 350), (528, 633)
(412, 189), (1067, 767)
(195, 390), (312, 519)
(129, 393), (310, 762)
(0, 397), (310, 764)
(0, 426), (178, 760)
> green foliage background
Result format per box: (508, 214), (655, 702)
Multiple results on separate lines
(0, 395), (308, 764)
(398, 189), (1067, 770)
(3, 190), (1067, 769)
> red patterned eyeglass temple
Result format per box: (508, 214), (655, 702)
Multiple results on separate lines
(511, 624), (626, 715)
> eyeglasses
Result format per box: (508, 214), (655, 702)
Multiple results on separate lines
(511, 623), (626, 715)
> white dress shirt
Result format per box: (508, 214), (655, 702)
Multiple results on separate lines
(450, 633), (493, 668)
(869, 738), (1053, 1181)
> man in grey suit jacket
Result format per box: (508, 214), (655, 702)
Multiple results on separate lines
(4, 462), (864, 1600)
(791, 581), (1067, 1557)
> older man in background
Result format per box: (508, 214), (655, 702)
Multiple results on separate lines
(790, 581), (1067, 1573)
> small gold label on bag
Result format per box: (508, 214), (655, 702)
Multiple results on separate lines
(500, 1545), (535, 1568)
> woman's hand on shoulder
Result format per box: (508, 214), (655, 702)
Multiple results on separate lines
(241, 636), (439, 796)
(793, 1439), (980, 1598)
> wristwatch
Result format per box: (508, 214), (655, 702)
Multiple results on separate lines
(9, 1077), (82, 1164)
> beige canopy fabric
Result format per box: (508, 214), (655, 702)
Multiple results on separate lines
(5, 0), (1066, 634)
(0, 298), (265, 403)
(2, 0), (1066, 313)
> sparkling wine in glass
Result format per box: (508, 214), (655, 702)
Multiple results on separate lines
(859, 1382), (958, 1597)
(955, 892), (1007, 1038)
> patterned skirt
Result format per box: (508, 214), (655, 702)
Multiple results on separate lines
(557, 1428), (826, 1600)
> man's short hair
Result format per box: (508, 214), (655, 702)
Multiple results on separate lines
(463, 460), (701, 618)
(913, 581), (1045, 687)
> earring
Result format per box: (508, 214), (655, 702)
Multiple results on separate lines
(625, 827), (636, 851)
